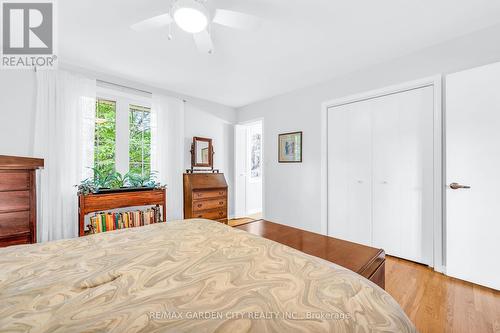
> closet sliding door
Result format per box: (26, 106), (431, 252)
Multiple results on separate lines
(371, 87), (434, 265)
(327, 86), (434, 265)
(328, 102), (372, 246)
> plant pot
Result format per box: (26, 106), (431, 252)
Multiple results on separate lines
(95, 186), (154, 194)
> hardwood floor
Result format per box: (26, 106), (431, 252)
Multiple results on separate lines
(228, 214), (263, 227)
(386, 256), (500, 333)
(228, 217), (257, 227)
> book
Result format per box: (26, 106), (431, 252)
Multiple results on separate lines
(89, 207), (164, 234)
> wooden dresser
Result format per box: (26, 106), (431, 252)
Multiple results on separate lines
(183, 173), (228, 224)
(0, 156), (44, 247)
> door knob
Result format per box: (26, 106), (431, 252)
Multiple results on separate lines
(449, 182), (471, 190)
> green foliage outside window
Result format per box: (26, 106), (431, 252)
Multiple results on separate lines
(94, 100), (116, 175)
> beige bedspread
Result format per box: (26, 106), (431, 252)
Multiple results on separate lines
(0, 219), (416, 332)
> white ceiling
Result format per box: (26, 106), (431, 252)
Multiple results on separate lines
(60, 0), (500, 108)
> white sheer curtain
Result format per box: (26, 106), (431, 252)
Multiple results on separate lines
(34, 70), (96, 242)
(151, 94), (185, 221)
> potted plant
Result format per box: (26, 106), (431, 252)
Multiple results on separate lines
(77, 168), (163, 195)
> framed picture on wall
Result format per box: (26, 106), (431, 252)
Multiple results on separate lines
(278, 131), (302, 163)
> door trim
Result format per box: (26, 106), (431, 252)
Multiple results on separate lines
(320, 76), (444, 272)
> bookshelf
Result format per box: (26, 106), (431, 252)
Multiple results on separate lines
(78, 188), (166, 236)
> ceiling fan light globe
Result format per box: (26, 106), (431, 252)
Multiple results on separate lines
(173, 1), (209, 34)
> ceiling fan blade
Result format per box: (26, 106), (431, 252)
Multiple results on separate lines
(193, 30), (214, 54)
(131, 13), (173, 32)
(213, 9), (261, 30)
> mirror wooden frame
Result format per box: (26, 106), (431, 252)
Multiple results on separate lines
(191, 137), (213, 169)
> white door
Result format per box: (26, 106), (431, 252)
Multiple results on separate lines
(328, 101), (372, 246)
(446, 63), (500, 290)
(371, 87), (434, 265)
(234, 125), (247, 218)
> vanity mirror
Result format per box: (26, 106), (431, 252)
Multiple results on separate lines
(188, 137), (218, 173)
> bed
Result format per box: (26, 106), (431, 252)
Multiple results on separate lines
(0, 219), (415, 332)
(235, 220), (386, 289)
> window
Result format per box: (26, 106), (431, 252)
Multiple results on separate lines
(94, 99), (116, 175)
(93, 88), (152, 178)
(129, 105), (151, 177)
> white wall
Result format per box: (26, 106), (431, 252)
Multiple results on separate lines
(184, 103), (235, 217)
(0, 70), (37, 157)
(237, 24), (500, 233)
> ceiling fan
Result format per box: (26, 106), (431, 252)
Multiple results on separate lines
(131, 0), (261, 54)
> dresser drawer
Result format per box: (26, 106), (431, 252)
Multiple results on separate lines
(192, 209), (227, 220)
(0, 172), (30, 191)
(0, 211), (30, 237)
(193, 198), (226, 212)
(0, 191), (30, 212)
(0, 233), (31, 247)
(193, 189), (227, 200)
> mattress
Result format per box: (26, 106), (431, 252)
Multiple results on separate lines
(0, 219), (416, 332)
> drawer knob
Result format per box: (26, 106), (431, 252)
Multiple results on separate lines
(219, 192), (223, 195)
(219, 201), (223, 205)
(219, 212), (223, 216)
(197, 204), (202, 208)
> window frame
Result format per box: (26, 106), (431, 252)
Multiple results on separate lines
(96, 86), (152, 176)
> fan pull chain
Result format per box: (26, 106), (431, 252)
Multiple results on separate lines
(208, 23), (213, 54)
(168, 23), (173, 40)
(167, 6), (174, 41)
